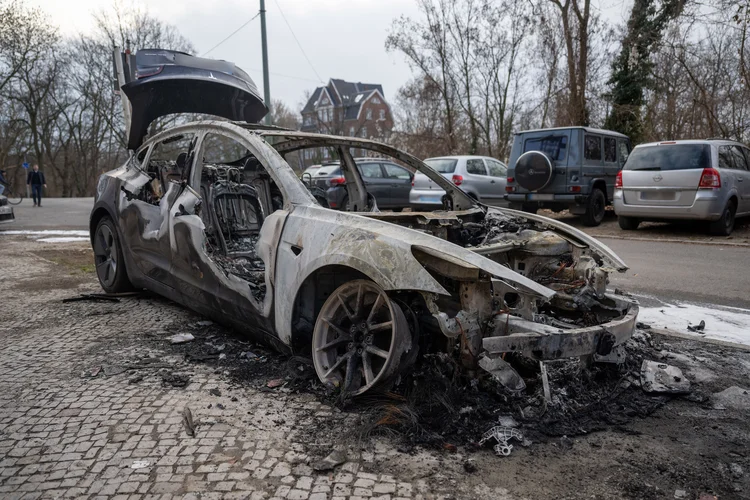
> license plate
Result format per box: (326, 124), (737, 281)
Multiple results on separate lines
(420, 196), (442, 203)
(528, 194), (554, 201)
(640, 191), (675, 201)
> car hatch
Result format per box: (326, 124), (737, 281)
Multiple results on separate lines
(415, 158), (457, 189)
(115, 48), (268, 150)
(622, 143), (709, 206)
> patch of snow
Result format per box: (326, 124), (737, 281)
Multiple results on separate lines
(37, 237), (89, 243)
(1, 230), (88, 236)
(637, 300), (750, 347)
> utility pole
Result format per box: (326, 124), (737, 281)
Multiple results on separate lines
(260, 0), (271, 125)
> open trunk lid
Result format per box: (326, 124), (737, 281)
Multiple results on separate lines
(114, 48), (268, 150)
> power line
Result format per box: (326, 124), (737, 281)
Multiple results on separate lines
(273, 0), (324, 83)
(202, 12), (261, 57)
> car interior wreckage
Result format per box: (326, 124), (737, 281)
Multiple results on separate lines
(93, 48), (639, 397)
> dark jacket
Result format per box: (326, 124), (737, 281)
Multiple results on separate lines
(27, 170), (45, 185)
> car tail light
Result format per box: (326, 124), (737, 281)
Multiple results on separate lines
(698, 168), (721, 189)
(615, 171), (623, 189)
(136, 66), (164, 78)
(452, 174), (463, 186)
(507, 177), (514, 184)
(505, 186), (516, 192)
(568, 186), (581, 193)
(329, 177), (346, 186)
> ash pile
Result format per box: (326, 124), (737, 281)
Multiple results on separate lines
(343, 328), (692, 456)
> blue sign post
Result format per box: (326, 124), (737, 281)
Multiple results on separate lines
(22, 162), (29, 169)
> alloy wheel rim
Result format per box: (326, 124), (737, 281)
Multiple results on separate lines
(94, 223), (117, 288)
(312, 281), (401, 395)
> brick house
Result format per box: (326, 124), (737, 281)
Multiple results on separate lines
(300, 78), (394, 165)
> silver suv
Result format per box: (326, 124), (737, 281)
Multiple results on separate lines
(409, 155), (507, 209)
(613, 139), (750, 235)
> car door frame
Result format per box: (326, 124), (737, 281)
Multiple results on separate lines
(733, 145), (750, 215)
(602, 136), (620, 200)
(463, 157), (489, 199)
(119, 132), (197, 290)
(166, 126), (292, 336)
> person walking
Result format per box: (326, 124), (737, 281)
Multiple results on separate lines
(26, 164), (47, 207)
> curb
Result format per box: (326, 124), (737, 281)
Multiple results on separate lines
(649, 328), (750, 352)
(595, 234), (750, 248)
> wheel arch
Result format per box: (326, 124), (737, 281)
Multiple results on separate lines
(590, 178), (608, 202)
(89, 205), (116, 246)
(289, 264), (371, 354)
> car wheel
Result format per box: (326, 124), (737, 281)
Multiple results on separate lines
(312, 280), (411, 396)
(582, 189), (606, 226)
(709, 200), (736, 236)
(93, 216), (133, 293)
(340, 195), (349, 211)
(618, 216), (640, 230)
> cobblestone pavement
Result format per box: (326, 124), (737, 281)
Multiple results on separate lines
(0, 236), (512, 500)
(3, 236), (750, 500)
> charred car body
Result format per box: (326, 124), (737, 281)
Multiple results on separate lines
(91, 49), (638, 395)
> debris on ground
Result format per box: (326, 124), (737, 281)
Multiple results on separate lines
(81, 365), (102, 378)
(463, 460), (478, 473)
(641, 360), (691, 394)
(712, 386), (750, 410)
(195, 320), (214, 327)
(267, 378), (284, 388)
(128, 375), (143, 384)
(182, 407), (195, 437)
(477, 355), (525, 391)
(478, 426), (525, 456)
(209, 388), (221, 397)
(170, 333), (195, 344)
(636, 322), (652, 330)
(687, 320), (706, 332)
(674, 489), (688, 499)
(62, 293), (121, 303)
(131, 460), (150, 469)
(312, 447), (347, 471)
(162, 373), (190, 388)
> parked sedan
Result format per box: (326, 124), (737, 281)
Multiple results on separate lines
(614, 139), (750, 235)
(314, 159), (413, 211)
(410, 156), (508, 209)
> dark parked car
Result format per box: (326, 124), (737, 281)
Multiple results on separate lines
(312, 159), (413, 211)
(505, 127), (631, 226)
(92, 48), (638, 397)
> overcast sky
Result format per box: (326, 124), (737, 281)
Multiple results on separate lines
(28, 0), (632, 112)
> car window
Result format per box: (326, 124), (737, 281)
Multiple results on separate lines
(618, 140), (630, 165)
(361, 163), (384, 178)
(424, 158), (458, 173)
(729, 146), (748, 171)
(604, 137), (617, 163)
(625, 144), (711, 171)
(742, 148), (750, 170)
(718, 146), (734, 170)
(584, 135), (602, 161)
(201, 133), (248, 164)
(384, 164), (410, 179)
(465, 159), (487, 175)
(486, 159), (507, 177)
(523, 135), (568, 161)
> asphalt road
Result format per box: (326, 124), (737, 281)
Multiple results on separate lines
(2, 197), (93, 230)
(602, 237), (750, 309)
(3, 197), (747, 310)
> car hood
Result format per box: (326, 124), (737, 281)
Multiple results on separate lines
(116, 49), (268, 150)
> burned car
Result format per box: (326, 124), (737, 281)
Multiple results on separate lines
(91, 49), (638, 396)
